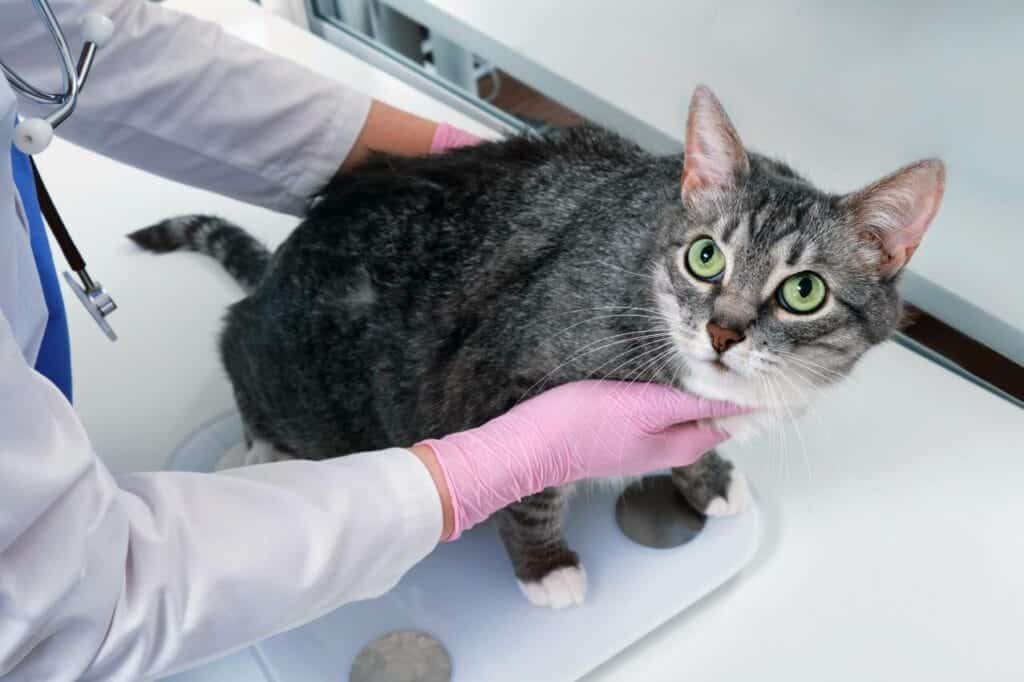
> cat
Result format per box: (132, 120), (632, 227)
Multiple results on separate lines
(129, 86), (945, 609)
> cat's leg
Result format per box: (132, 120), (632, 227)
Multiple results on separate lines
(671, 449), (752, 517)
(496, 486), (587, 609)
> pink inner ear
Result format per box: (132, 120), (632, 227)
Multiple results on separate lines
(682, 86), (748, 200)
(683, 135), (736, 192)
(880, 189), (941, 267)
(682, 149), (715, 193)
(851, 159), (946, 275)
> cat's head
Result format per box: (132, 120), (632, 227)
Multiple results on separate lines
(653, 86), (945, 410)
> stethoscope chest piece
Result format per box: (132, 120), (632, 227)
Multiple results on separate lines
(63, 270), (117, 341)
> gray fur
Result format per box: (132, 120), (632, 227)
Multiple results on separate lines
(130, 113), (929, 594)
(671, 451), (734, 512)
(496, 487), (579, 583)
(128, 215), (270, 293)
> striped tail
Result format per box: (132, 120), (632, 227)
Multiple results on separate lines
(127, 215), (271, 293)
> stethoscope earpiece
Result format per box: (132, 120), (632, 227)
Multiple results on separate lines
(81, 13), (114, 47)
(13, 118), (54, 155)
(6, 5), (114, 156)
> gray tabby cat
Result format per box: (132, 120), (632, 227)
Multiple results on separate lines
(129, 86), (944, 608)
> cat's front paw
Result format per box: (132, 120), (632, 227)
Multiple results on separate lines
(516, 565), (588, 609)
(703, 470), (753, 517)
(671, 449), (753, 517)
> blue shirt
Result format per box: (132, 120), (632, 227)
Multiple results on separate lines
(10, 145), (72, 401)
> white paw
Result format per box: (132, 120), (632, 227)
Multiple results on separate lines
(703, 472), (753, 517)
(517, 566), (588, 609)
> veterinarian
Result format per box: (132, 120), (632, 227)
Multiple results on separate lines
(0, 1), (739, 679)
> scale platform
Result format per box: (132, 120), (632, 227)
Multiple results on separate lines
(163, 413), (761, 682)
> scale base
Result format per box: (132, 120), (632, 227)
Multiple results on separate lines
(164, 413), (761, 682)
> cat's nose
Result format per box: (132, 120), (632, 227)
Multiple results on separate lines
(706, 321), (745, 354)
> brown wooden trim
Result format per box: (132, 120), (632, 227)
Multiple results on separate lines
(902, 304), (1024, 402)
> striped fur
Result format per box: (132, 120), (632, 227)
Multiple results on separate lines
(671, 450), (735, 511)
(128, 215), (270, 293)
(126, 86), (944, 607)
(496, 488), (579, 583)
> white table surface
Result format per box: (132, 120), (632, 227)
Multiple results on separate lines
(382, 0), (1024, 367)
(34, 2), (1024, 681)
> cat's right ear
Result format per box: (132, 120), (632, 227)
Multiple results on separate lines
(682, 85), (750, 205)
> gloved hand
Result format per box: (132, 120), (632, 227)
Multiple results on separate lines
(416, 381), (744, 540)
(430, 122), (482, 152)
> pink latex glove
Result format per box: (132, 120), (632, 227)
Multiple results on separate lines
(418, 381), (744, 540)
(430, 122), (482, 152)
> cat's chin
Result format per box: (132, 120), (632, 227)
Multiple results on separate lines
(679, 357), (766, 408)
(679, 357), (804, 443)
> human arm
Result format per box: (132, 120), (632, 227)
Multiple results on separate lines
(0, 0), (459, 215)
(0, 305), (443, 681)
(409, 444), (457, 542)
(418, 380), (742, 540)
(0, 284), (738, 680)
(340, 104), (483, 170)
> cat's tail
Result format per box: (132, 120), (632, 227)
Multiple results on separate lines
(127, 215), (271, 293)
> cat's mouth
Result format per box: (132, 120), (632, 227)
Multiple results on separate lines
(710, 359), (730, 373)
(685, 352), (757, 382)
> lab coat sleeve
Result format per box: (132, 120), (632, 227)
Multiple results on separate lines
(1, 0), (371, 215)
(0, 310), (441, 681)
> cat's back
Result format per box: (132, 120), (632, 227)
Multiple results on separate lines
(310, 126), (658, 219)
(218, 126), (678, 451)
(254, 125), (679, 323)
(286, 126), (672, 260)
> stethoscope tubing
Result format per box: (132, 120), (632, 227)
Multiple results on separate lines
(3, 0), (118, 340)
(1, 0), (79, 127)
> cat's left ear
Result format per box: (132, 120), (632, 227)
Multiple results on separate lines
(841, 159), (946, 276)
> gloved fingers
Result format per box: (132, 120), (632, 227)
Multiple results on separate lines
(430, 123), (483, 152)
(644, 421), (730, 469)
(658, 393), (749, 429)
(600, 381), (747, 432)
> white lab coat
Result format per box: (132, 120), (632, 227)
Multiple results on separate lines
(0, 1), (442, 680)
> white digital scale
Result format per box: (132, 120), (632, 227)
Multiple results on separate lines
(163, 413), (761, 682)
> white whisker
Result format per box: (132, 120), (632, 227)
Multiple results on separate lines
(774, 371), (813, 493)
(587, 340), (676, 383)
(520, 305), (668, 331)
(580, 260), (657, 282)
(517, 330), (673, 402)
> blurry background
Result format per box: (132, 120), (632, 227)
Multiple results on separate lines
(259, 0), (1023, 403)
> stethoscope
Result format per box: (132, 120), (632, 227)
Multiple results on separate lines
(1, 0), (118, 340)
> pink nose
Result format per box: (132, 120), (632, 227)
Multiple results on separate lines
(706, 321), (745, 354)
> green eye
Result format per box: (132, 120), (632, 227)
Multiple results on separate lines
(778, 272), (828, 314)
(685, 237), (726, 281)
